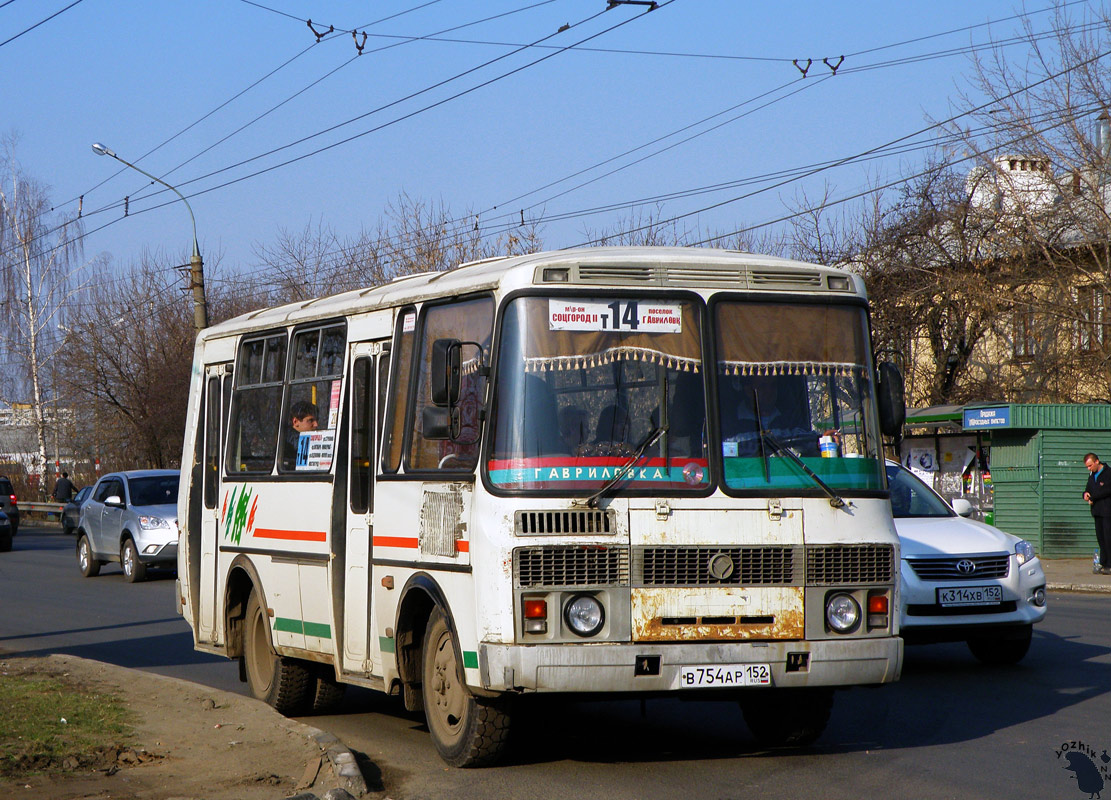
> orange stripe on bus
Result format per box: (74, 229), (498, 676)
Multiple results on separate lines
(374, 536), (419, 549)
(254, 528), (327, 542)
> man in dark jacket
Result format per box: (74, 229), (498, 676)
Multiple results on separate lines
(52, 472), (75, 503)
(1083, 453), (1111, 574)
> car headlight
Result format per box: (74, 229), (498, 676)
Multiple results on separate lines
(1015, 540), (1036, 566)
(139, 516), (170, 530)
(825, 593), (861, 633)
(564, 595), (605, 637)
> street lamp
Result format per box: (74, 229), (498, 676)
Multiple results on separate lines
(91, 142), (208, 331)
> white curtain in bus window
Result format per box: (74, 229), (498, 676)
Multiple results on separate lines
(489, 297), (708, 492)
(714, 302), (883, 491)
(227, 334), (288, 473)
(282, 324), (345, 472)
(409, 296), (494, 471)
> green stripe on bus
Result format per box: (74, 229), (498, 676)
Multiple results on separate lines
(273, 617), (332, 639)
(463, 650), (478, 669)
(379, 636), (396, 653)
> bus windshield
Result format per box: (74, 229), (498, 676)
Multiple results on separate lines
(488, 296), (709, 492)
(714, 301), (885, 492)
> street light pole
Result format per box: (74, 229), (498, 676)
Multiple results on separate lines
(91, 142), (209, 331)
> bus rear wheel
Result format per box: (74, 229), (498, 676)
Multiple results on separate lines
(243, 590), (310, 715)
(741, 687), (833, 748)
(422, 609), (511, 767)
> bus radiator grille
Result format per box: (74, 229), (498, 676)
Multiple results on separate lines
(635, 546), (800, 587)
(514, 545), (630, 588)
(805, 544), (895, 585)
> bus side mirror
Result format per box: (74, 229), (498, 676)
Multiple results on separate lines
(423, 406), (460, 440)
(431, 338), (461, 406)
(877, 361), (906, 437)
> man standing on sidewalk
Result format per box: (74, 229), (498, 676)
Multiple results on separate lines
(1083, 453), (1111, 575)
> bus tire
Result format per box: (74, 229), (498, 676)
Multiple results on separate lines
(309, 669), (346, 714)
(244, 590), (311, 715)
(77, 535), (100, 577)
(422, 608), (511, 767)
(741, 687), (833, 748)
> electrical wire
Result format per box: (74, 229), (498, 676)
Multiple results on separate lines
(0, 0), (85, 49)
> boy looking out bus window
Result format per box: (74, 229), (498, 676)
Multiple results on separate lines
(283, 401), (318, 469)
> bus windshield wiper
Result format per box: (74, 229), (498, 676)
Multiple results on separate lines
(573, 425), (667, 509)
(758, 427), (846, 509)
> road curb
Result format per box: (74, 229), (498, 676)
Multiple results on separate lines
(33, 654), (370, 798)
(1048, 581), (1111, 594)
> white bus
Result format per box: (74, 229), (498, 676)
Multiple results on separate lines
(177, 246), (906, 767)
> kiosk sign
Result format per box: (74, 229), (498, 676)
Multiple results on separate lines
(963, 407), (1011, 430)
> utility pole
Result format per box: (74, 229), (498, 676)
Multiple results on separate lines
(91, 143), (209, 331)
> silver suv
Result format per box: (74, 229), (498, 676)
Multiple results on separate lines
(76, 470), (180, 582)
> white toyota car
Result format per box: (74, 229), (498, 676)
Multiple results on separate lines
(886, 462), (1047, 664)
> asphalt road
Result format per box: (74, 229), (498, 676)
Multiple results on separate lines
(2, 523), (1109, 800)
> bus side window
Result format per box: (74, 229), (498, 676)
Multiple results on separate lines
(280, 323), (346, 472)
(381, 309), (416, 474)
(408, 295), (494, 471)
(226, 333), (287, 474)
(350, 356), (373, 514)
(203, 375), (221, 508)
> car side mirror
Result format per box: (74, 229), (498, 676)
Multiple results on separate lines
(951, 498), (974, 517)
(104, 495), (125, 508)
(877, 361), (906, 437)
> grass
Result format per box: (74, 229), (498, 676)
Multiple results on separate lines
(0, 672), (133, 776)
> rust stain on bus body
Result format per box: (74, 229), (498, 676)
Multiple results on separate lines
(631, 586), (805, 641)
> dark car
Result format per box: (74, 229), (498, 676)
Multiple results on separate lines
(0, 510), (11, 552)
(62, 485), (92, 536)
(0, 476), (19, 536)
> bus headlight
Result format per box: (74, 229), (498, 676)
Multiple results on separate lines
(825, 593), (861, 633)
(564, 595), (605, 637)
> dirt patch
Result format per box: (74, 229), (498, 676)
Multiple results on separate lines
(0, 654), (356, 800)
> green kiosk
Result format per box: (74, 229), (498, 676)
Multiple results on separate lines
(901, 403), (1111, 558)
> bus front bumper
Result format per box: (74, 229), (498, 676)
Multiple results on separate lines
(479, 636), (902, 693)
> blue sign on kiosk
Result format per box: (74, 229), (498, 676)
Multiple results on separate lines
(963, 406), (1011, 429)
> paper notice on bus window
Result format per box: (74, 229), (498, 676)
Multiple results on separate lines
(548, 299), (682, 333)
(296, 430), (336, 471)
(402, 312), (416, 333)
(328, 380), (341, 428)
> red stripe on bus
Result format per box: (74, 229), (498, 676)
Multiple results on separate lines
(254, 528), (327, 542)
(374, 536), (419, 549)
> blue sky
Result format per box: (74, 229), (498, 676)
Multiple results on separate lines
(2, 0), (1100, 278)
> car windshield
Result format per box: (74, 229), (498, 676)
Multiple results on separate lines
(885, 464), (953, 518)
(488, 296), (708, 493)
(714, 301), (885, 492)
(129, 475), (179, 507)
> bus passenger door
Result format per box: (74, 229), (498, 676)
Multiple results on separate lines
(342, 342), (385, 675)
(199, 364), (231, 644)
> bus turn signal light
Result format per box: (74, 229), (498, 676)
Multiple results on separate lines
(868, 595), (889, 614)
(523, 598), (548, 634)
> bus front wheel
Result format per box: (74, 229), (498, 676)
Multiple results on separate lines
(243, 590), (310, 715)
(421, 608), (511, 767)
(740, 687), (833, 748)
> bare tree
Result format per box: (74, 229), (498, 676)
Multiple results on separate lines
(0, 140), (89, 491)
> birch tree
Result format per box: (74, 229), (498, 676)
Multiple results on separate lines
(0, 144), (87, 490)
